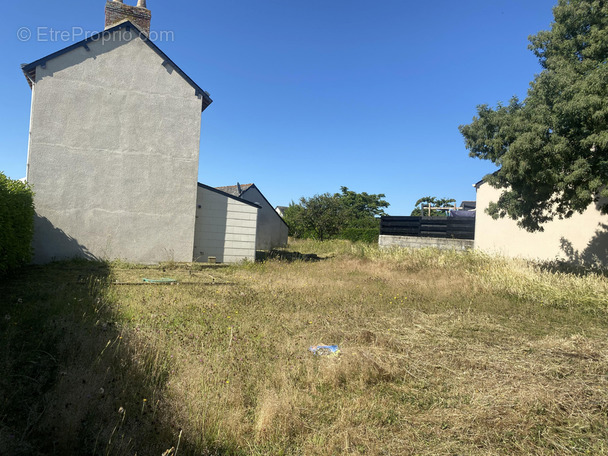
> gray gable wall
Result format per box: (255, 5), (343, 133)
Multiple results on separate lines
(239, 186), (288, 250)
(27, 27), (206, 263)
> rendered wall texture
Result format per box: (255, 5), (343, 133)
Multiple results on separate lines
(379, 235), (474, 251)
(240, 187), (288, 250)
(27, 31), (204, 263)
(193, 187), (258, 263)
(475, 183), (608, 266)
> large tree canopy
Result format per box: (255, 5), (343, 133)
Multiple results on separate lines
(284, 187), (389, 241)
(459, 0), (608, 231)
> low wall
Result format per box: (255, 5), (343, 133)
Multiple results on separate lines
(379, 235), (474, 251)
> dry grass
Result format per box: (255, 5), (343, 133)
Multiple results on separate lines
(1, 240), (608, 454)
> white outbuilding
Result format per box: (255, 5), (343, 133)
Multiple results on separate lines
(194, 184), (259, 263)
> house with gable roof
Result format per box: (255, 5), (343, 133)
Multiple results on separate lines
(23, 0), (261, 263)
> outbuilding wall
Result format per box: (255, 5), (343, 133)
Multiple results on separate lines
(475, 183), (608, 266)
(193, 186), (258, 263)
(240, 186), (288, 250)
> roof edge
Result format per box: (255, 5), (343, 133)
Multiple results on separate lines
(21, 21), (212, 111)
(473, 170), (500, 189)
(214, 183), (253, 197)
(197, 183), (261, 209)
(240, 184), (290, 228)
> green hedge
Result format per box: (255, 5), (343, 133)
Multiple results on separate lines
(0, 173), (35, 274)
(339, 228), (379, 244)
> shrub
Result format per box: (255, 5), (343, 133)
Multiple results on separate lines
(0, 172), (35, 274)
(339, 227), (379, 243)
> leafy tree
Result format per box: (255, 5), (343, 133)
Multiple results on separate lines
(411, 196), (456, 216)
(303, 192), (346, 240)
(459, 0), (608, 231)
(284, 187), (389, 241)
(284, 193), (344, 241)
(338, 186), (390, 228)
(283, 203), (309, 238)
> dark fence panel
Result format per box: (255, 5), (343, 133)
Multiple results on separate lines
(380, 216), (421, 236)
(380, 216), (475, 240)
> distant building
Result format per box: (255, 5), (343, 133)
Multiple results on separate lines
(461, 201), (476, 211)
(275, 206), (288, 218)
(450, 200), (476, 218)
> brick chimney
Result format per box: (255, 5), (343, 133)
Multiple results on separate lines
(105, 0), (151, 36)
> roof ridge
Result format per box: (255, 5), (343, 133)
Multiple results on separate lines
(21, 21), (212, 111)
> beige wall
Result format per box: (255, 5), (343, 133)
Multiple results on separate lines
(27, 29), (204, 263)
(193, 186), (258, 263)
(475, 183), (608, 266)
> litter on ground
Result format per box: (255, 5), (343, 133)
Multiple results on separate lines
(142, 278), (178, 284)
(309, 344), (340, 356)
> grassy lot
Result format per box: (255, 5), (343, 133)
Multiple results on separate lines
(1, 240), (608, 455)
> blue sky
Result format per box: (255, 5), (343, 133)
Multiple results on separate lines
(2, 0), (557, 215)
